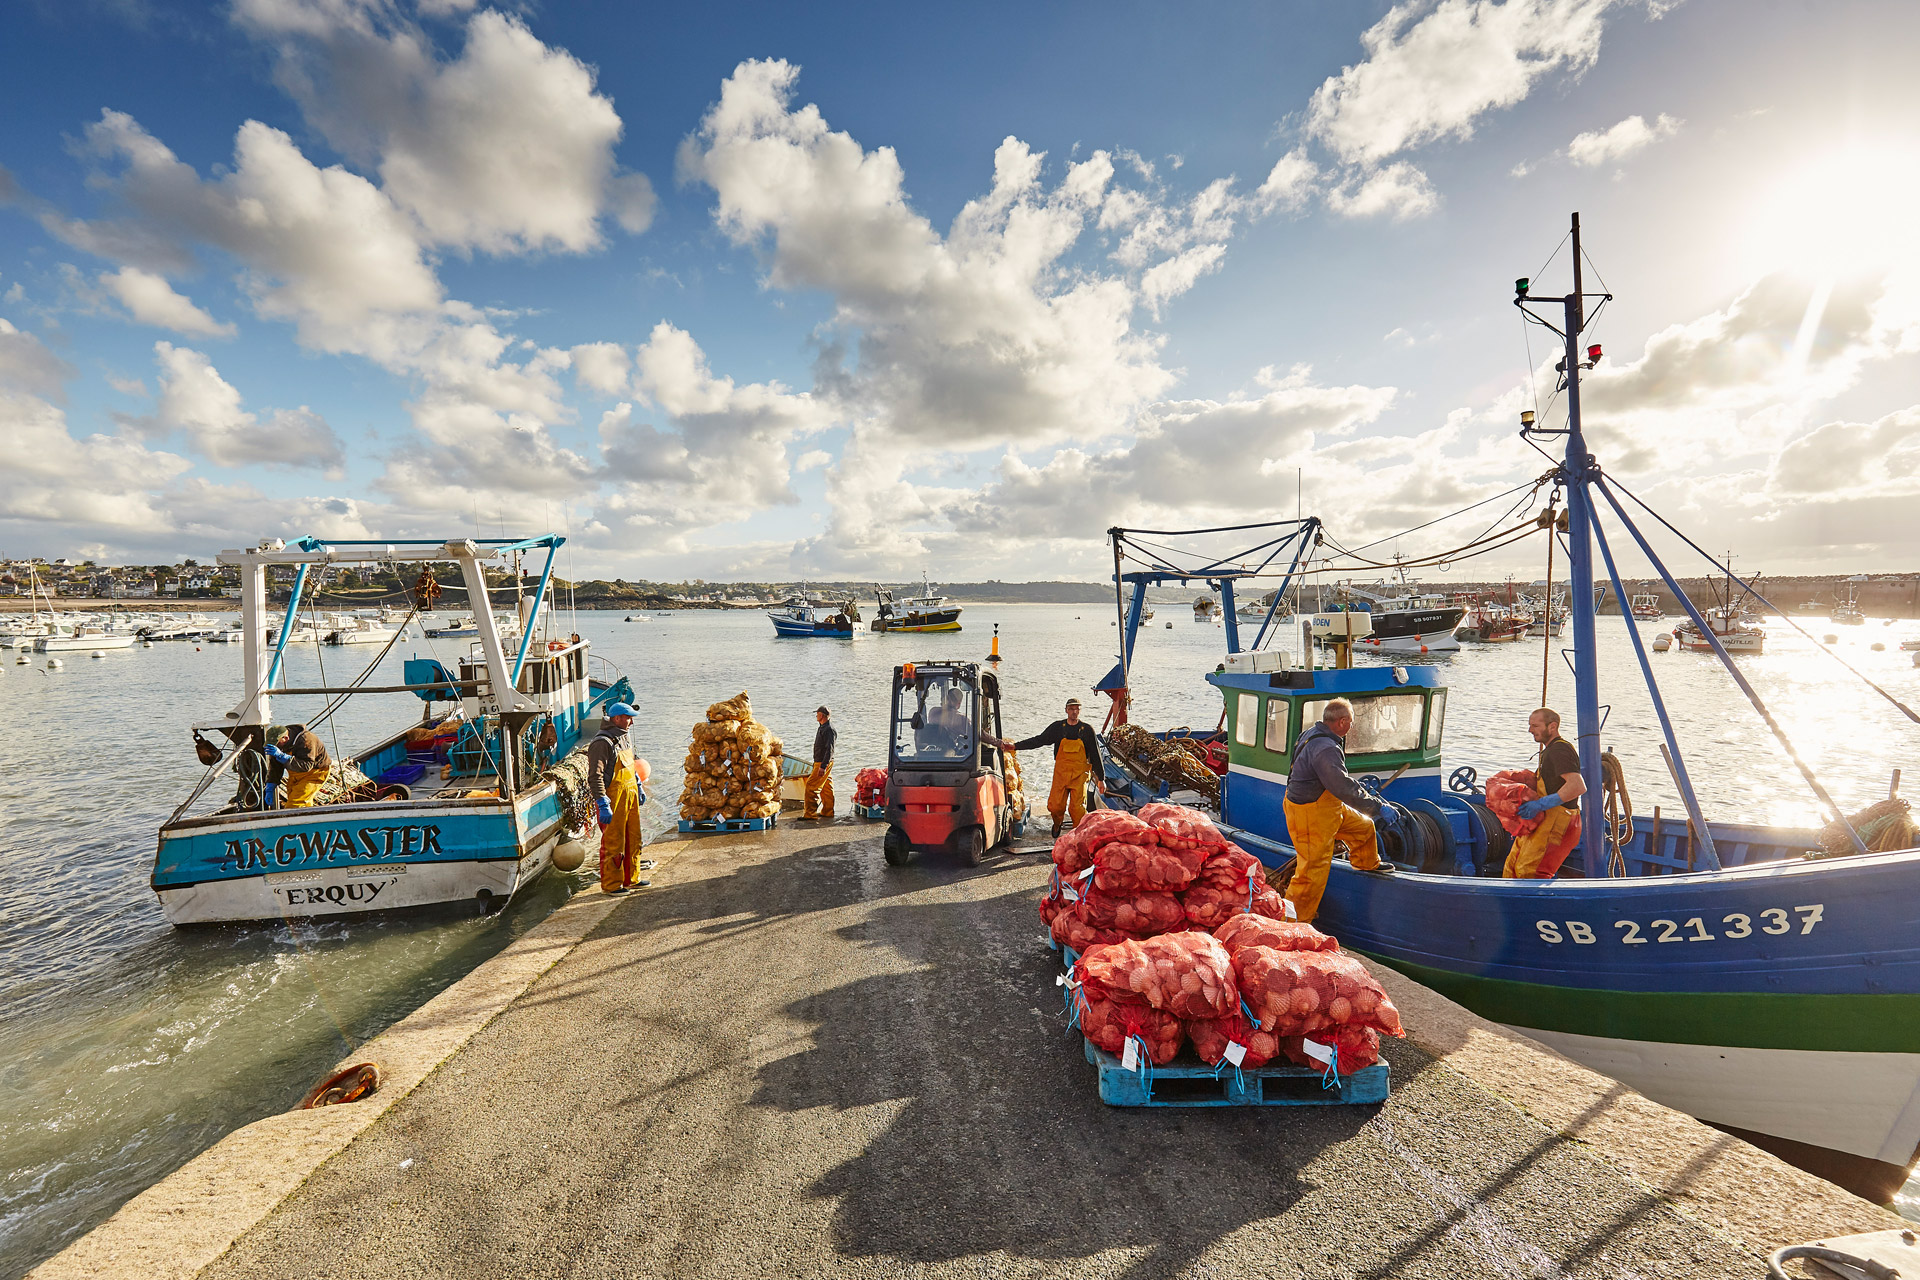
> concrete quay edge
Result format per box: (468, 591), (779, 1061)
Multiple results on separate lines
(30, 820), (1907, 1277)
(24, 841), (689, 1280)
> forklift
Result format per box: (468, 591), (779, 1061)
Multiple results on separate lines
(881, 660), (1019, 866)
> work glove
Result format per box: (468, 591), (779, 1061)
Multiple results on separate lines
(263, 743), (292, 766)
(595, 797), (613, 827)
(636, 784), (648, 807)
(1355, 794), (1384, 819)
(1517, 795), (1562, 821)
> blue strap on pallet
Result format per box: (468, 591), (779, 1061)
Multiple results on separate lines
(1126, 1033), (1154, 1104)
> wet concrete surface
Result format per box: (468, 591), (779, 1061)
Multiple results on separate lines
(199, 821), (1762, 1279)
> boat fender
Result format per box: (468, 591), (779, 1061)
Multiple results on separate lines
(552, 839), (588, 872)
(299, 1061), (382, 1109)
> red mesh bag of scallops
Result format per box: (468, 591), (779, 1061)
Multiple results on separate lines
(1077, 884), (1186, 938)
(1213, 913), (1337, 956)
(1181, 846), (1288, 928)
(1279, 1025), (1382, 1075)
(1137, 802), (1229, 857)
(1050, 904), (1127, 952)
(1232, 946), (1404, 1039)
(1074, 990), (1184, 1064)
(1051, 809), (1155, 876)
(1093, 838), (1209, 893)
(1188, 1009), (1279, 1068)
(1077, 933), (1238, 1019)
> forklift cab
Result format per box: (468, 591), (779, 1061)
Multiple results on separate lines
(883, 661), (1013, 866)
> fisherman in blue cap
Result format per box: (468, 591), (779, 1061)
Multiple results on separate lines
(586, 701), (649, 893)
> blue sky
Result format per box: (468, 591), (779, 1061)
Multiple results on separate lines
(4, 0), (1918, 580)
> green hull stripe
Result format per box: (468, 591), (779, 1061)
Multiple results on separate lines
(1368, 954), (1920, 1054)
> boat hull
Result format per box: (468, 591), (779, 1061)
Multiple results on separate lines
(1233, 840), (1920, 1193)
(36, 633), (139, 651)
(770, 616), (852, 637)
(152, 790), (567, 925)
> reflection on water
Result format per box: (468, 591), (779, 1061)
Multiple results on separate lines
(2, 604), (1918, 1273)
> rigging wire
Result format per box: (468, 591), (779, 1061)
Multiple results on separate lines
(1337, 478), (1540, 558)
(1607, 477), (1920, 725)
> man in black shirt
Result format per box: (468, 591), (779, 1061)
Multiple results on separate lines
(997, 697), (1104, 837)
(1505, 707), (1586, 877)
(803, 706), (837, 819)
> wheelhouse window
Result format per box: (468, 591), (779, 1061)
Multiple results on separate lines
(1425, 690), (1447, 750)
(1234, 693), (1259, 747)
(1300, 693), (1425, 754)
(1264, 697), (1293, 753)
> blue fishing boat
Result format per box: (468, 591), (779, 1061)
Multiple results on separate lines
(152, 535), (632, 925)
(767, 595), (857, 637)
(1093, 215), (1920, 1203)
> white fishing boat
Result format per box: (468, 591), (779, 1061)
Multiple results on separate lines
(152, 534), (630, 926)
(324, 616), (407, 645)
(36, 624), (139, 652)
(207, 627), (245, 644)
(1630, 592), (1663, 621)
(1833, 583), (1867, 626)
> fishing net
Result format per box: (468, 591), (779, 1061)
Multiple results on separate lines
(1213, 913), (1337, 956)
(1483, 769), (1543, 837)
(1106, 726), (1222, 804)
(1814, 797), (1920, 857)
(541, 752), (595, 836)
(1181, 846), (1287, 929)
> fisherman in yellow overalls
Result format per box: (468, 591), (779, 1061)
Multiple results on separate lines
(1504, 708), (1585, 878)
(264, 724), (332, 808)
(587, 702), (648, 893)
(1281, 698), (1392, 922)
(1000, 697), (1106, 838)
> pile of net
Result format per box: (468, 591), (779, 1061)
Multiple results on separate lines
(854, 767), (887, 808)
(1106, 724), (1222, 805)
(541, 751), (595, 836)
(677, 692), (783, 821)
(1483, 769), (1544, 837)
(311, 759), (375, 806)
(1040, 803), (1287, 949)
(1813, 797), (1920, 858)
(1067, 912), (1404, 1073)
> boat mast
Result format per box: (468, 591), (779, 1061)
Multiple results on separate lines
(1561, 213), (1607, 867)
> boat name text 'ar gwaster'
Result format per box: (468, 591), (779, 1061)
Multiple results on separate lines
(1535, 904), (1825, 946)
(217, 824), (444, 872)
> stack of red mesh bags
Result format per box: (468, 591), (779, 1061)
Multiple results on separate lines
(1483, 769), (1541, 836)
(853, 767), (887, 808)
(1041, 803), (1289, 950)
(1070, 932), (1237, 1065)
(1212, 913), (1404, 1073)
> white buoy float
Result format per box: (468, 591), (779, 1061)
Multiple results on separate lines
(552, 839), (588, 872)
(91, 650), (106, 659)
(142, 640), (153, 649)
(47, 658), (63, 669)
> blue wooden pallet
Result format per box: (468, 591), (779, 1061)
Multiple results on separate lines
(1082, 1038), (1389, 1108)
(851, 802), (886, 819)
(677, 813), (779, 835)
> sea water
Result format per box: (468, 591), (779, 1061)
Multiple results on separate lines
(3, 603), (1918, 1273)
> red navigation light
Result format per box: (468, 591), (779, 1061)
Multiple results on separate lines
(1587, 344), (1603, 362)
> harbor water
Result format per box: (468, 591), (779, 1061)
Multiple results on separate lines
(3, 603), (1919, 1275)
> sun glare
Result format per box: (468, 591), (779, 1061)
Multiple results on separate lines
(1738, 143), (1920, 279)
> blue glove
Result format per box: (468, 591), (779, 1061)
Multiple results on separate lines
(263, 743), (292, 766)
(636, 784), (648, 807)
(596, 797), (613, 826)
(1517, 794), (1563, 821)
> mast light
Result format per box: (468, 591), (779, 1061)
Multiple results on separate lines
(1520, 410), (1536, 428)
(1587, 344), (1603, 362)
(1515, 278), (1530, 297)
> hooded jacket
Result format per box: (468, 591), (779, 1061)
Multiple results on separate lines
(1285, 722), (1381, 814)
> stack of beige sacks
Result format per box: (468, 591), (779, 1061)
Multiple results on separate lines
(678, 692), (784, 822)
(1004, 748), (1028, 822)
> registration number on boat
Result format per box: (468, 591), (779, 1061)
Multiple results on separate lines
(1536, 905), (1824, 945)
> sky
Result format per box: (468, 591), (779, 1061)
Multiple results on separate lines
(3, 0), (1919, 583)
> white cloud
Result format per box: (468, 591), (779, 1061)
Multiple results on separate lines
(1252, 149), (1320, 214)
(1326, 162), (1440, 220)
(0, 318), (74, 400)
(234, 3), (653, 253)
(126, 341), (344, 471)
(1770, 407), (1920, 496)
(794, 449), (832, 472)
(1566, 112), (1681, 167)
(98, 266), (234, 337)
(570, 341), (631, 396)
(1307, 0), (1643, 166)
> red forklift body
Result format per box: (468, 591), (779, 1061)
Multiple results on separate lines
(883, 661), (1016, 862)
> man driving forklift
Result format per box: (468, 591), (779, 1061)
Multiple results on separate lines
(994, 697), (1105, 837)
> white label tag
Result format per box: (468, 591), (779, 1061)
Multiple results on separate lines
(1061, 885), (1080, 902)
(1223, 1041), (1248, 1067)
(1281, 898), (1297, 920)
(1054, 974), (1067, 987)
(1121, 1038), (1140, 1072)
(1301, 1038), (1335, 1068)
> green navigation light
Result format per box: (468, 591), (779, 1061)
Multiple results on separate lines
(1515, 277), (1530, 296)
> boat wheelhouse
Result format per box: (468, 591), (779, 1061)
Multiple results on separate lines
(151, 535), (631, 926)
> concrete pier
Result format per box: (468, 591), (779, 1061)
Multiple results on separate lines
(36, 820), (1904, 1279)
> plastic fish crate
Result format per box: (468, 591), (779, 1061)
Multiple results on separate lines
(677, 813), (780, 835)
(851, 802), (886, 819)
(1082, 1039), (1389, 1108)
